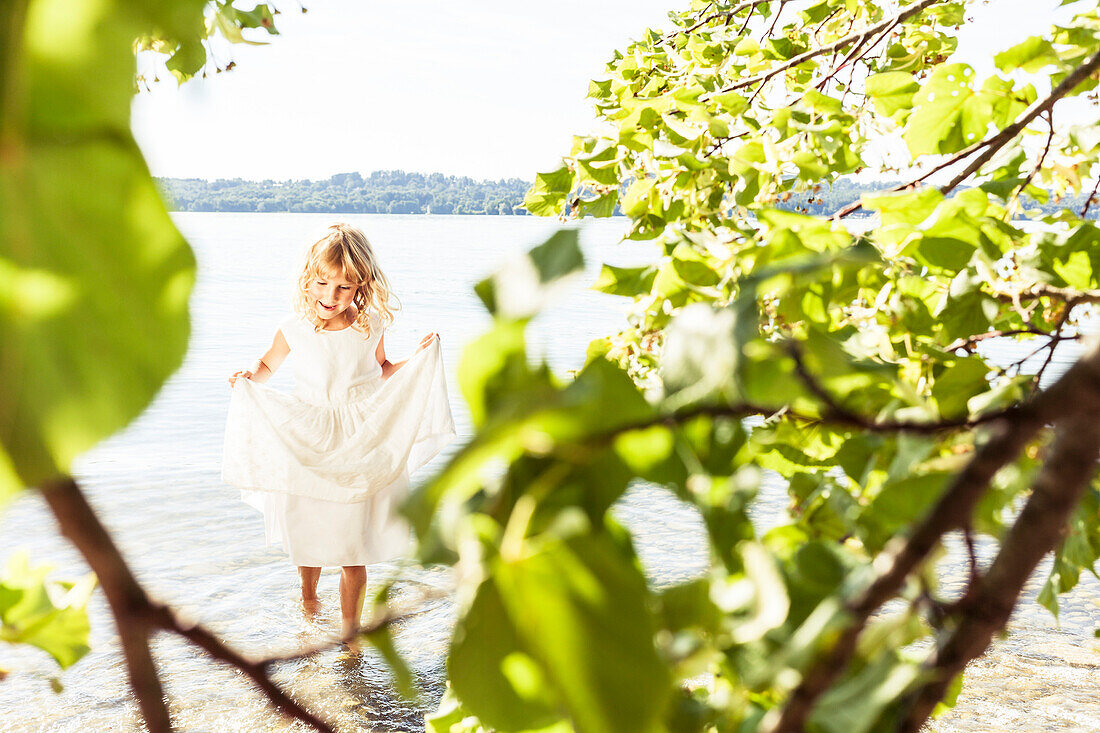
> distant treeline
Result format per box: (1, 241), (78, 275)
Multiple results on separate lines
(156, 170), (1097, 218)
(157, 170), (530, 215)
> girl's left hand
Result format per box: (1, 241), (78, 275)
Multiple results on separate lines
(417, 333), (439, 351)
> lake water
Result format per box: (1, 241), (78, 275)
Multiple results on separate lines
(0, 213), (1096, 732)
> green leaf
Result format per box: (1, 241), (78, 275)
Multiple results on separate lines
(808, 652), (922, 733)
(862, 473), (950, 553)
(863, 187), (944, 227)
(425, 689), (473, 733)
(621, 177), (655, 217)
(494, 533), (672, 733)
(593, 263), (658, 297)
(408, 353), (650, 545)
(524, 164), (574, 217)
(449, 579), (563, 731)
(2, 0), (201, 501)
(656, 578), (722, 634)
(1037, 490), (1100, 618)
(1052, 249), (1094, 289)
(614, 425), (687, 488)
(904, 64), (991, 154)
(363, 621), (419, 701)
(165, 40), (207, 82)
(671, 254), (720, 287)
(475, 229), (584, 319)
(232, 4), (278, 33)
(711, 90), (749, 115)
(711, 541), (789, 642)
(457, 319), (553, 429)
(0, 553), (93, 669)
(994, 36), (1059, 73)
(864, 71), (920, 119)
(661, 302), (752, 406)
(931, 357), (991, 418)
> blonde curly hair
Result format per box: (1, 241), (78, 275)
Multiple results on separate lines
(295, 223), (398, 335)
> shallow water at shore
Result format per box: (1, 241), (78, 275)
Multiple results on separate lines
(0, 213), (1096, 731)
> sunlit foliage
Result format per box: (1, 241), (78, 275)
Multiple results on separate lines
(410, 1), (1100, 730)
(0, 0), (278, 681)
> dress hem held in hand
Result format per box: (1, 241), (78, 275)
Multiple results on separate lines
(222, 335), (456, 504)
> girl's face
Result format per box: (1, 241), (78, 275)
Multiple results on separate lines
(307, 268), (359, 323)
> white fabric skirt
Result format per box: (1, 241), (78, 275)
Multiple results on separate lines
(241, 470), (411, 567)
(223, 339), (456, 566)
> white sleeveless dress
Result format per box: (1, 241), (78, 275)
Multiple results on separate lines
(221, 312), (456, 566)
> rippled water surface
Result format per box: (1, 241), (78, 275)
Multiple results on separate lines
(1, 213), (1096, 731)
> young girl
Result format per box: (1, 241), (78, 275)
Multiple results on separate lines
(222, 223), (455, 637)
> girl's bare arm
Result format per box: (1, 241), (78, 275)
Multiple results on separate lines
(229, 329), (290, 386)
(376, 332), (437, 379)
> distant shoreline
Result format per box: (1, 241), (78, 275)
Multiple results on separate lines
(156, 170), (531, 216)
(156, 171), (1097, 219)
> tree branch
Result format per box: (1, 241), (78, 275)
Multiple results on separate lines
(1034, 296), (1080, 386)
(898, 392), (1100, 731)
(942, 51), (1100, 195)
(830, 133), (998, 219)
(783, 340), (1011, 431)
(597, 389), (1013, 447)
(40, 476), (171, 731)
(767, 338), (1100, 733)
(759, 0), (788, 43)
(145, 605), (337, 730)
(833, 53), (1100, 219)
(39, 476), (336, 733)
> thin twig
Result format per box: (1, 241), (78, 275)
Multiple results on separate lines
(664, 0), (769, 40)
(1007, 110), (1055, 211)
(1010, 337), (1059, 377)
(812, 6), (843, 45)
(992, 282), (1100, 306)
(711, 0), (941, 96)
(833, 53), (1100, 219)
(1034, 297), (1080, 386)
(815, 13), (902, 93)
(781, 341), (1007, 431)
(146, 605), (334, 731)
(760, 0), (788, 42)
(598, 389), (1012, 445)
(944, 327), (1058, 352)
(736, 6), (756, 34)
(830, 135), (996, 219)
(1081, 175), (1100, 217)
(962, 526), (980, 587)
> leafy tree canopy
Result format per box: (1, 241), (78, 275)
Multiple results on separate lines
(411, 1), (1100, 731)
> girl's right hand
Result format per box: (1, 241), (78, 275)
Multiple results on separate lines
(228, 370), (254, 388)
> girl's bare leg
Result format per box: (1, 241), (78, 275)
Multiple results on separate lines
(339, 565), (367, 638)
(299, 566), (322, 616)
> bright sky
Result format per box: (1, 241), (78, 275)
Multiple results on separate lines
(132, 0), (674, 181)
(131, 0), (1081, 182)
